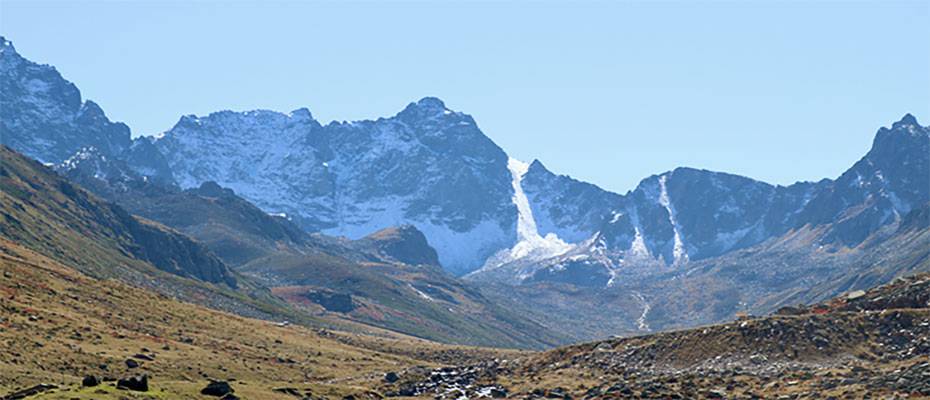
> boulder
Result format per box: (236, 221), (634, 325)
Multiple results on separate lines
(81, 375), (100, 387)
(116, 375), (149, 392)
(201, 381), (234, 397)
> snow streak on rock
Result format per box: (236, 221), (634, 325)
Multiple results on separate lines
(479, 159), (574, 272)
(658, 175), (688, 264)
(633, 291), (651, 331)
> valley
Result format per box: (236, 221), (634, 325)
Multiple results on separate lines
(1, 31), (929, 399)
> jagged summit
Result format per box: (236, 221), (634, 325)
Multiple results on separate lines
(396, 96), (457, 120)
(288, 107), (314, 120)
(0, 36), (132, 164)
(408, 96), (447, 111)
(893, 112), (920, 128)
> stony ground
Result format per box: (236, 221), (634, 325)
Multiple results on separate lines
(382, 275), (930, 399)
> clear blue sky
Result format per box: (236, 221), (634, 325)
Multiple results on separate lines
(1, 1), (928, 193)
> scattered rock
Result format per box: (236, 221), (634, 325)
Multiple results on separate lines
(125, 359), (140, 369)
(384, 371), (399, 383)
(1, 383), (57, 399)
(273, 387), (301, 396)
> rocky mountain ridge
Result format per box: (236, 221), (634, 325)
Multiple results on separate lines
(2, 35), (925, 282)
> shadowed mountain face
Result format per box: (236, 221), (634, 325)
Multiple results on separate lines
(0, 146), (236, 287)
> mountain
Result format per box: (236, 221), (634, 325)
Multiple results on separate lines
(469, 114), (929, 286)
(55, 148), (567, 348)
(0, 38), (131, 165)
(4, 35), (926, 282)
(151, 99), (517, 275)
(0, 36), (172, 182)
(467, 115), (929, 340)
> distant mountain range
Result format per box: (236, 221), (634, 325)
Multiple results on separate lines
(2, 35), (928, 343)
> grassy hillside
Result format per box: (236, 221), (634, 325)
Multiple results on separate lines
(0, 238), (514, 399)
(246, 250), (565, 349)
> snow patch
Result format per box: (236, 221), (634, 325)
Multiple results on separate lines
(632, 292), (651, 331)
(409, 284), (433, 302)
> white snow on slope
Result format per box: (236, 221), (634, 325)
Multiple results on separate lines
(658, 175), (688, 264)
(625, 208), (652, 260)
(479, 159), (574, 270)
(629, 226), (650, 258)
(409, 284), (434, 302)
(508, 158), (574, 259)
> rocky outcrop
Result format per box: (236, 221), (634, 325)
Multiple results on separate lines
(356, 225), (441, 267)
